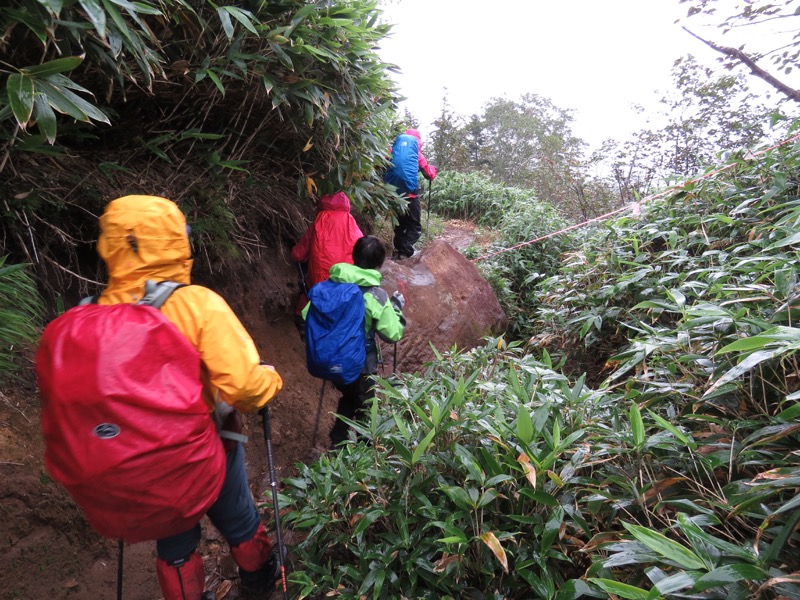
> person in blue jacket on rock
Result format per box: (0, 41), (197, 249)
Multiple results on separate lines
(384, 129), (437, 259)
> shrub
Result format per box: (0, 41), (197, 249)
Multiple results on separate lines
(0, 257), (43, 381)
(279, 135), (800, 600)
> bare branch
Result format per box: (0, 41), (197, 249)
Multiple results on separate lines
(683, 26), (800, 104)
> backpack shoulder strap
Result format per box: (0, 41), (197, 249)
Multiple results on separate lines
(138, 280), (187, 309)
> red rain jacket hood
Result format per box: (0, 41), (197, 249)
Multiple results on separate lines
(405, 128), (422, 150)
(291, 192), (363, 286)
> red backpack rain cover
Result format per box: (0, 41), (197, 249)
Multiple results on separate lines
(36, 303), (225, 543)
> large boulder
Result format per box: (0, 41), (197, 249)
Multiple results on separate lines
(378, 240), (507, 374)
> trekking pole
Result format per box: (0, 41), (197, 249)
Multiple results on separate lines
(425, 179), (432, 240)
(296, 262), (308, 295)
(116, 539), (123, 600)
(311, 380), (325, 447)
(260, 407), (290, 600)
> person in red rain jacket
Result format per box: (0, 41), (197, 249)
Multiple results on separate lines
(291, 192), (363, 332)
(291, 191), (363, 288)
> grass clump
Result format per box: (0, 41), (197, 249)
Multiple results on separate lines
(0, 257), (43, 382)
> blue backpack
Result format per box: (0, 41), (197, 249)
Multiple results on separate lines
(384, 133), (419, 195)
(305, 280), (366, 385)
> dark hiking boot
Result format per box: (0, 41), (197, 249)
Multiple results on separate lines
(239, 548), (280, 598)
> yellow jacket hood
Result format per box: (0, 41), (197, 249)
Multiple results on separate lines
(94, 195), (282, 412)
(98, 195), (192, 303)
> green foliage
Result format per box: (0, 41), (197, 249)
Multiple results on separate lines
(283, 334), (800, 598)
(657, 56), (783, 176)
(0, 0), (411, 287)
(430, 170), (573, 338)
(429, 93), (620, 222)
(431, 171), (539, 226)
(281, 132), (800, 599)
(0, 0), (398, 205)
(0, 257), (43, 381)
(432, 170), (572, 337)
(603, 55), (793, 210)
(283, 342), (608, 598)
(680, 0), (800, 94)
(533, 134), (800, 389)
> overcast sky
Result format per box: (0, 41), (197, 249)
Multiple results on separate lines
(377, 0), (788, 150)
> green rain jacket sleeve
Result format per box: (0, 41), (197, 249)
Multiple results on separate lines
(364, 290), (404, 343)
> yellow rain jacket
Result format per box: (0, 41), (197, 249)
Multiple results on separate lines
(96, 195), (282, 413)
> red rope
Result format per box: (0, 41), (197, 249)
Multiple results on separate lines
(472, 133), (800, 263)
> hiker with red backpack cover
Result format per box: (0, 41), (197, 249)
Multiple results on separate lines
(303, 235), (405, 447)
(384, 128), (438, 259)
(36, 195), (284, 600)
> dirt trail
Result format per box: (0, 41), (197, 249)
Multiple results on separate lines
(436, 219), (479, 251)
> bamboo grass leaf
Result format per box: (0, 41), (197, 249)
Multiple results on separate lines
(516, 405), (533, 445)
(647, 410), (695, 449)
(8, 74), (35, 128)
(269, 41), (295, 70)
(351, 508), (381, 537)
(589, 579), (651, 600)
(517, 452), (536, 487)
(742, 423), (800, 448)
(33, 94), (57, 143)
(693, 564), (766, 591)
(101, 0), (136, 45)
(206, 70), (225, 96)
(480, 531), (508, 572)
(24, 57), (84, 77)
(766, 230), (800, 249)
(760, 507), (800, 565)
(666, 288), (686, 308)
(215, 6), (234, 39)
(109, 0), (161, 16)
(623, 523), (706, 570)
(704, 349), (783, 396)
(776, 402), (800, 420)
(37, 0), (63, 15)
(439, 486), (476, 510)
(78, 0), (107, 37)
(285, 3), (317, 36)
(630, 403), (645, 449)
(37, 79), (109, 124)
(541, 507), (564, 550)
(674, 513), (756, 562)
(652, 571), (699, 595)
(6, 7), (48, 43)
(411, 427), (435, 464)
(221, 6), (259, 36)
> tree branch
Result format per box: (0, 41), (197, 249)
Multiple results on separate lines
(683, 26), (800, 104)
